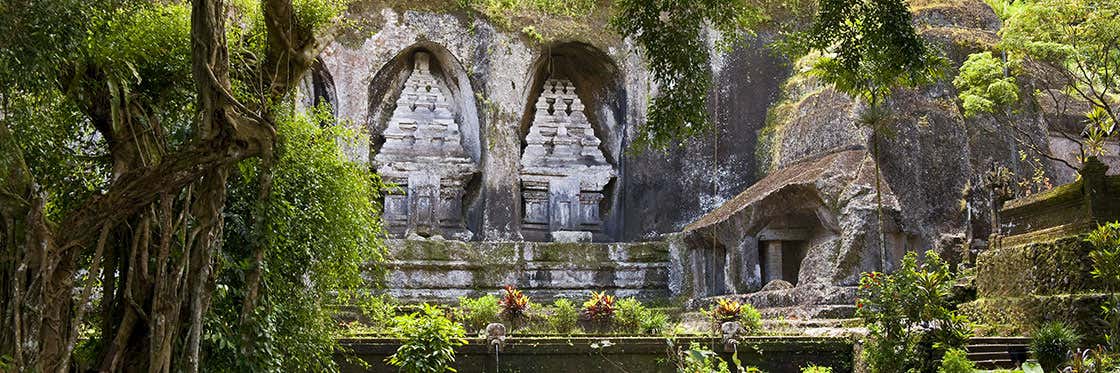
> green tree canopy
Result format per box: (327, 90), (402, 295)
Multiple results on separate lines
(611, 0), (764, 151)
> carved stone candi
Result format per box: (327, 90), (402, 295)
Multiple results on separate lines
(520, 78), (615, 241)
(374, 51), (478, 240)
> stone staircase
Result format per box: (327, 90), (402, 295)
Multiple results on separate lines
(966, 337), (1030, 369)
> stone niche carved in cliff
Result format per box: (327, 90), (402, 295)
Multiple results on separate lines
(373, 51), (478, 240)
(520, 78), (616, 242)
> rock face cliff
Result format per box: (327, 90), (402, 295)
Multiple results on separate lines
(674, 0), (1078, 314)
(312, 5), (789, 242)
(313, 0), (1069, 312)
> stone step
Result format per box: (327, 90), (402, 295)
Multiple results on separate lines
(965, 337), (1030, 369)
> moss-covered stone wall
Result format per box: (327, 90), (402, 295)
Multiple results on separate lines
(975, 235), (1105, 298)
(337, 336), (854, 373)
(381, 239), (672, 303)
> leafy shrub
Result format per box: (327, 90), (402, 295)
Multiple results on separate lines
(858, 251), (974, 373)
(937, 348), (975, 373)
(614, 297), (670, 334)
(549, 298), (579, 334)
(388, 304), (468, 373)
(1030, 321), (1080, 372)
(360, 294), (398, 330)
(457, 294), (499, 334)
(712, 298), (742, 322)
(677, 342), (731, 373)
(674, 342), (763, 373)
(1087, 222), (1120, 290)
(499, 285), (530, 319)
(707, 299), (762, 334)
(738, 303), (762, 334)
(801, 365), (832, 373)
(1088, 222), (1120, 350)
(582, 291), (617, 322)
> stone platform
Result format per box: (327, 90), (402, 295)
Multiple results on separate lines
(378, 239), (671, 303)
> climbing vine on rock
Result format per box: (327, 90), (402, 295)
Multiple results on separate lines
(611, 0), (763, 151)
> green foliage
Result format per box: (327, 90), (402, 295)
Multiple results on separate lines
(857, 251), (974, 373)
(677, 342), (733, 373)
(789, 0), (945, 113)
(802, 365), (833, 373)
(388, 304), (468, 373)
(549, 298), (579, 334)
(206, 103), (386, 371)
(994, 0), (1120, 157)
(361, 294), (399, 331)
(938, 348), (976, 373)
(1030, 321), (1081, 372)
(610, 0), (764, 150)
(458, 0), (596, 20)
(954, 52), (1019, 118)
(458, 294), (500, 334)
(1020, 361), (1044, 373)
(706, 299), (762, 334)
(673, 342), (763, 373)
(2, 91), (109, 219)
(1088, 222), (1120, 290)
(614, 298), (669, 334)
(1066, 345), (1119, 373)
(1087, 222), (1120, 350)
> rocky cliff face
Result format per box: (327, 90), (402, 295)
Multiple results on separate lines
(314, 5), (790, 242)
(313, 1), (1073, 308)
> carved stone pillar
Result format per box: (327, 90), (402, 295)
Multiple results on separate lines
(764, 241), (783, 283)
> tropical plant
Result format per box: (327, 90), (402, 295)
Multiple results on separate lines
(388, 304), (469, 373)
(457, 294), (500, 334)
(582, 291), (617, 322)
(858, 251), (974, 373)
(1088, 222), (1120, 351)
(1030, 321), (1081, 372)
(712, 299), (744, 323)
(802, 365), (832, 373)
(1067, 345), (1119, 373)
(362, 294), (399, 331)
(958, 0), (1120, 166)
(499, 285), (531, 319)
(677, 342), (733, 373)
(549, 298), (580, 334)
(615, 298), (670, 334)
(938, 348), (976, 373)
(203, 102), (387, 371)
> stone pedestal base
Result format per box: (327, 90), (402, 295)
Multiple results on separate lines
(551, 231), (592, 243)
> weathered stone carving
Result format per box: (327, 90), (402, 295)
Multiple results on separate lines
(520, 78), (615, 241)
(374, 51), (477, 240)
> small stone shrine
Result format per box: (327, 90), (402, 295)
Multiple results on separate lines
(519, 78), (615, 241)
(373, 51), (478, 240)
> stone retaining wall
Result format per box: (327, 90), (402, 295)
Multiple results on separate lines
(378, 239), (671, 303)
(337, 336), (854, 373)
